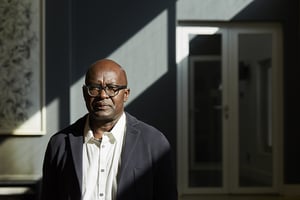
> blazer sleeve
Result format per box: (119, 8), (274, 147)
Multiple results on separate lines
(152, 132), (178, 200)
(41, 133), (82, 200)
(41, 138), (59, 200)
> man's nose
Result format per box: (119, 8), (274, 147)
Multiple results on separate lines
(99, 88), (109, 98)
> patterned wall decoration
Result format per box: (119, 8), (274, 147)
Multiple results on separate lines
(0, 0), (45, 135)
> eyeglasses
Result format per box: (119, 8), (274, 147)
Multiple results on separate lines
(83, 84), (127, 97)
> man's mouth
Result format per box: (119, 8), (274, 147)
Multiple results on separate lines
(94, 102), (110, 110)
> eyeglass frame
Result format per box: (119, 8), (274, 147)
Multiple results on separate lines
(83, 84), (127, 97)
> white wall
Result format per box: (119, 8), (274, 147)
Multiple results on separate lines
(177, 0), (254, 21)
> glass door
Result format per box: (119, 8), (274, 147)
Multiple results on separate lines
(231, 26), (283, 193)
(176, 24), (283, 195)
(188, 37), (223, 188)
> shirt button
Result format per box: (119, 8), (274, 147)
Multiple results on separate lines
(100, 193), (104, 197)
(101, 169), (105, 172)
(102, 145), (105, 148)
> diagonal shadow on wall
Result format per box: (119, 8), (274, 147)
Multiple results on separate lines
(46, 0), (177, 133)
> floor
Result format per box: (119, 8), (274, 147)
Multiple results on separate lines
(0, 194), (299, 200)
(180, 194), (300, 200)
(0, 195), (34, 200)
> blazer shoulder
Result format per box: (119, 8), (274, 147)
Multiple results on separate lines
(126, 112), (160, 133)
(48, 115), (87, 143)
(125, 112), (170, 146)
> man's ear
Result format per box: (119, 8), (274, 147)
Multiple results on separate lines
(123, 88), (130, 102)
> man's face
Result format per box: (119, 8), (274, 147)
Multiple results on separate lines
(83, 61), (129, 122)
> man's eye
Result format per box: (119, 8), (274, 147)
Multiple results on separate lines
(90, 87), (99, 91)
(107, 86), (117, 91)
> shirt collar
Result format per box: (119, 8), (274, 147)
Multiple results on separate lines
(84, 113), (126, 144)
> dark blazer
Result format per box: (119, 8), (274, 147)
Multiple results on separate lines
(42, 112), (177, 200)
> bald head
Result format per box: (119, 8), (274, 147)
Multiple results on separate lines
(85, 59), (128, 86)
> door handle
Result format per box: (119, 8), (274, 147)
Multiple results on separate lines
(224, 105), (229, 119)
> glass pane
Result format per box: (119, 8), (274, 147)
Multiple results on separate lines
(238, 33), (273, 187)
(188, 34), (223, 187)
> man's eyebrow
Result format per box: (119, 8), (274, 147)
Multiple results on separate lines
(87, 83), (122, 87)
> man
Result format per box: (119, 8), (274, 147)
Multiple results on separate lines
(42, 59), (177, 200)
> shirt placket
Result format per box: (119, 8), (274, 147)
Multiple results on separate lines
(98, 137), (109, 199)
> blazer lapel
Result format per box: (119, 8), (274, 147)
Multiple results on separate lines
(117, 113), (140, 187)
(69, 126), (84, 194)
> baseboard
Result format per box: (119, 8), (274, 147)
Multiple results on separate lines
(282, 184), (300, 196)
(0, 187), (32, 195)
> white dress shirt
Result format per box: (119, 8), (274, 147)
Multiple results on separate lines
(82, 113), (126, 200)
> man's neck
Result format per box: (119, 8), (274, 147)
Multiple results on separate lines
(89, 113), (123, 139)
